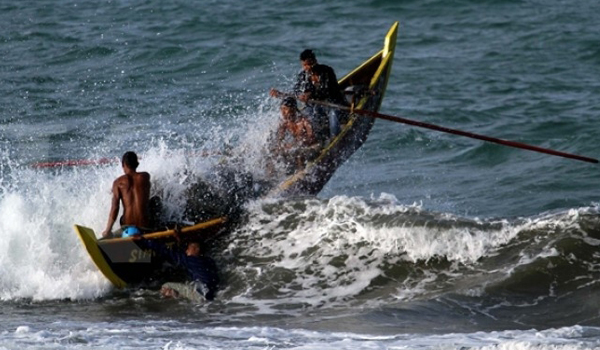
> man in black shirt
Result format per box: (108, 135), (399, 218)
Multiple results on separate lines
(293, 49), (345, 106)
(294, 49), (347, 139)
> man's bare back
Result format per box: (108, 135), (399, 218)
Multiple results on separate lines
(102, 152), (152, 238)
(114, 171), (151, 226)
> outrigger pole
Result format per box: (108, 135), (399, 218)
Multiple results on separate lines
(303, 98), (598, 164)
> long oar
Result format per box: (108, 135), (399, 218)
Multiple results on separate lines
(306, 98), (598, 164)
(100, 217), (227, 244)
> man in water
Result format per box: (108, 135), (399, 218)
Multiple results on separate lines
(101, 151), (152, 238)
(271, 49), (347, 139)
(134, 236), (220, 301)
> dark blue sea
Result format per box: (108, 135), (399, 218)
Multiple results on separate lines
(1, 0), (600, 349)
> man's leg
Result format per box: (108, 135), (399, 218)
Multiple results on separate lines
(329, 108), (341, 138)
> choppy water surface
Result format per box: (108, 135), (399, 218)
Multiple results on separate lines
(2, 0), (600, 349)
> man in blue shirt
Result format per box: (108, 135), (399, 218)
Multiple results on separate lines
(135, 237), (219, 301)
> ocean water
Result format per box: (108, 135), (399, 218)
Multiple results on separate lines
(2, 0), (600, 349)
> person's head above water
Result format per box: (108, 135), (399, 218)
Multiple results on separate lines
(300, 49), (316, 61)
(280, 97), (299, 121)
(122, 151), (139, 170)
(299, 49), (317, 72)
(186, 241), (202, 257)
(281, 96), (297, 109)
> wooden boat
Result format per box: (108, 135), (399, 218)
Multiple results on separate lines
(75, 217), (228, 287)
(270, 21), (398, 196)
(74, 22), (399, 289)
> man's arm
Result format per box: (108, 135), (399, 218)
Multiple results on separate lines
(324, 66), (338, 88)
(101, 180), (120, 238)
(136, 238), (185, 266)
(294, 70), (316, 102)
(293, 70), (306, 95)
(324, 66), (346, 104)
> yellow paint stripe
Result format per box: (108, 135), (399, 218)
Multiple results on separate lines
(74, 225), (127, 288)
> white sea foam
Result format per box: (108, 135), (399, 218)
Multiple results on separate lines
(1, 151), (589, 307)
(223, 193), (597, 312)
(0, 163), (113, 301)
(1, 322), (599, 350)
(0, 141), (233, 301)
(0, 97), (279, 302)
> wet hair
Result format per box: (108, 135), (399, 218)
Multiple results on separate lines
(281, 96), (297, 109)
(299, 49), (316, 62)
(122, 151), (139, 169)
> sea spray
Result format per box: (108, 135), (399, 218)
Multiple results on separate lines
(215, 195), (600, 316)
(0, 164), (112, 300)
(0, 99), (279, 301)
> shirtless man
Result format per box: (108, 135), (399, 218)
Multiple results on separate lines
(101, 151), (152, 238)
(269, 97), (320, 171)
(275, 97), (317, 148)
